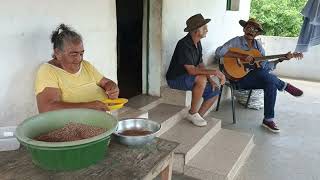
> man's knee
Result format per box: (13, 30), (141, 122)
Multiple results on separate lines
(256, 70), (277, 84)
(194, 75), (207, 87)
(264, 74), (279, 85)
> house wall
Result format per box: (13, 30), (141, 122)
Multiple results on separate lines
(161, 0), (252, 85)
(259, 36), (320, 82)
(0, 0), (253, 126)
(0, 0), (117, 126)
(147, 0), (163, 96)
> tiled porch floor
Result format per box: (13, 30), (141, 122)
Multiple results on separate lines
(208, 78), (320, 180)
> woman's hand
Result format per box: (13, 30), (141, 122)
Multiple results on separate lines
(99, 78), (120, 99)
(88, 100), (108, 111)
(104, 81), (119, 99)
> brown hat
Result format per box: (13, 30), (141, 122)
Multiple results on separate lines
(184, 14), (211, 32)
(239, 18), (264, 32)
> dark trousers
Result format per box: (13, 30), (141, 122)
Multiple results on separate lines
(234, 69), (286, 119)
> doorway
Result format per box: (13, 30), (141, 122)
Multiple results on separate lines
(116, 0), (143, 98)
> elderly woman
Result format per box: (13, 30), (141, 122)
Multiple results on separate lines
(35, 24), (119, 113)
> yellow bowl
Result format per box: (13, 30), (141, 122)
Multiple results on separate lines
(102, 98), (128, 111)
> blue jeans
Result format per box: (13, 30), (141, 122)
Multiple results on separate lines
(234, 69), (286, 119)
(167, 74), (220, 101)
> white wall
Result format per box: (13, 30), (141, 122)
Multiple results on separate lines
(161, 0), (252, 85)
(0, 0), (117, 126)
(148, 0), (163, 96)
(259, 36), (320, 82)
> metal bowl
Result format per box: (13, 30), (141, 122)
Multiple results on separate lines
(113, 118), (161, 146)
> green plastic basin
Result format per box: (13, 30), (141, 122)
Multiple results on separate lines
(15, 108), (118, 171)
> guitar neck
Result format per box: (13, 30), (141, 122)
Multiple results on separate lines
(254, 54), (287, 62)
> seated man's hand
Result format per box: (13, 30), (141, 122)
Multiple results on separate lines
(244, 55), (254, 63)
(209, 80), (219, 91)
(215, 71), (226, 85)
(282, 51), (303, 61)
(284, 51), (294, 60)
(278, 52), (294, 62)
(104, 81), (119, 99)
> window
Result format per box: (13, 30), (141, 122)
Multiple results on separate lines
(226, 0), (240, 11)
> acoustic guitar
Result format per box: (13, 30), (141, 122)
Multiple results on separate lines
(222, 48), (303, 81)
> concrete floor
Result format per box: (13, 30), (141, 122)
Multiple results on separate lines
(208, 78), (320, 180)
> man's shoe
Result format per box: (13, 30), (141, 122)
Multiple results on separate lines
(285, 83), (303, 97)
(262, 120), (280, 133)
(186, 113), (207, 127)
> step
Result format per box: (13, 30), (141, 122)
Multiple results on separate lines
(148, 103), (188, 136)
(160, 117), (221, 173)
(161, 85), (214, 114)
(126, 94), (163, 111)
(110, 106), (148, 120)
(155, 172), (200, 180)
(161, 86), (192, 107)
(185, 129), (254, 180)
(161, 86), (220, 117)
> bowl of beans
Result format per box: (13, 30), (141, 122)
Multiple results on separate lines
(15, 108), (118, 171)
(113, 118), (161, 146)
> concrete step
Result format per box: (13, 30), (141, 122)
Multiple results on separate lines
(161, 85), (221, 118)
(160, 117), (221, 173)
(155, 172), (200, 180)
(184, 129), (254, 180)
(148, 103), (188, 136)
(161, 86), (192, 107)
(110, 106), (148, 120)
(126, 94), (163, 111)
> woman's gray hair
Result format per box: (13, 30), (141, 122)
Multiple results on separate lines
(51, 24), (82, 51)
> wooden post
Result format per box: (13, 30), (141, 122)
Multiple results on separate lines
(160, 152), (173, 180)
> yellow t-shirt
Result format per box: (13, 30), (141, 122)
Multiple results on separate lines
(35, 60), (107, 103)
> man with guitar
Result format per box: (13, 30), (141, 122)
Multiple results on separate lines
(166, 14), (225, 127)
(215, 18), (303, 133)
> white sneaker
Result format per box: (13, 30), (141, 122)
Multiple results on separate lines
(186, 113), (207, 127)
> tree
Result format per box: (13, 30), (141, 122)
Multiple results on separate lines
(250, 0), (307, 37)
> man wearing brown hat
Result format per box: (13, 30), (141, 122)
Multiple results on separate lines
(215, 18), (303, 133)
(166, 14), (225, 127)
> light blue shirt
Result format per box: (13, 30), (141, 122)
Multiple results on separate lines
(215, 36), (276, 71)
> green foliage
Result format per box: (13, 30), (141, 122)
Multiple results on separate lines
(250, 0), (307, 37)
